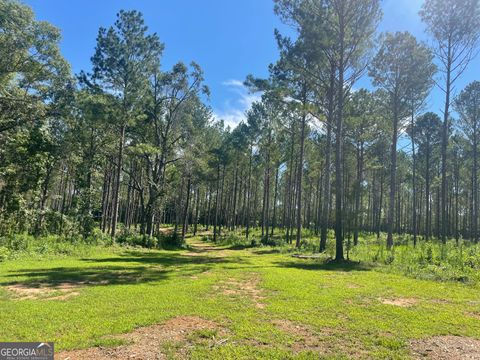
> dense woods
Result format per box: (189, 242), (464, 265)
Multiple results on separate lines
(1, 0), (480, 263)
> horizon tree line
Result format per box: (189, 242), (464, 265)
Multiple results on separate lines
(1, 0), (480, 261)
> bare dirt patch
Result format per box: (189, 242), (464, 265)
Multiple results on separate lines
(5, 281), (106, 301)
(346, 283), (362, 289)
(183, 251), (206, 257)
(271, 319), (367, 358)
(272, 319), (333, 353)
(184, 241), (229, 258)
(194, 230), (214, 237)
(380, 297), (418, 307)
(410, 336), (480, 359)
(213, 275), (266, 309)
(158, 227), (174, 235)
(466, 311), (480, 320)
(430, 298), (451, 305)
(57, 316), (228, 360)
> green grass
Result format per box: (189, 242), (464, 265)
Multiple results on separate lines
(1, 232), (480, 359)
(215, 227), (480, 284)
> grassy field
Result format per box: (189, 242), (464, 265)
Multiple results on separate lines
(1, 232), (480, 359)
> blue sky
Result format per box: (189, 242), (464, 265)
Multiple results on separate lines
(25, 0), (479, 128)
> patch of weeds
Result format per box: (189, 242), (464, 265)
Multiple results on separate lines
(0, 247), (10, 262)
(216, 232), (254, 248)
(162, 340), (184, 360)
(345, 235), (480, 284)
(375, 336), (405, 351)
(188, 328), (218, 342)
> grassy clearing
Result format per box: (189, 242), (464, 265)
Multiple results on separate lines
(0, 232), (480, 359)
(215, 228), (480, 285)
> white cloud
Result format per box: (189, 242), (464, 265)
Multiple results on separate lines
(221, 79), (244, 87)
(214, 108), (247, 130)
(213, 79), (262, 130)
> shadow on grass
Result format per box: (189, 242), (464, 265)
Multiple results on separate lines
(1, 251), (240, 288)
(273, 259), (372, 272)
(86, 250), (237, 265)
(224, 244), (255, 251)
(2, 265), (170, 287)
(253, 249), (283, 255)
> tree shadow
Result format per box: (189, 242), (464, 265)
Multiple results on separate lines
(253, 249), (282, 255)
(85, 250), (236, 265)
(1, 251), (240, 289)
(2, 265), (169, 288)
(224, 244), (255, 250)
(273, 259), (372, 272)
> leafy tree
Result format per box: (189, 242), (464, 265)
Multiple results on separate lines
(0, 0), (70, 135)
(454, 81), (480, 242)
(274, 0), (382, 260)
(91, 10), (164, 238)
(413, 112), (442, 240)
(0, 0), (71, 235)
(369, 31), (436, 248)
(344, 89), (382, 245)
(420, 0), (480, 243)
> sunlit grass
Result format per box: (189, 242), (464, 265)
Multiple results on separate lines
(0, 231), (479, 359)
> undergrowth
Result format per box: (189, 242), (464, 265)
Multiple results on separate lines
(4, 224), (480, 285)
(207, 227), (480, 285)
(0, 226), (184, 261)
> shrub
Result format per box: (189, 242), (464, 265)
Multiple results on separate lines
(218, 232), (252, 247)
(0, 246), (10, 261)
(87, 228), (113, 246)
(385, 251), (395, 265)
(5, 233), (31, 251)
(116, 231), (147, 248)
(159, 232), (184, 249)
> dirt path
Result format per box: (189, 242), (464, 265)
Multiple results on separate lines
(56, 238), (235, 359)
(56, 316), (228, 360)
(184, 238), (231, 258)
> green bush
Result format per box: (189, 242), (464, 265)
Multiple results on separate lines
(0, 246), (10, 261)
(0, 232), (113, 260)
(261, 235), (287, 247)
(87, 228), (113, 246)
(346, 235), (480, 284)
(216, 232), (252, 247)
(159, 232), (184, 249)
(116, 229), (184, 249)
(116, 231), (148, 247)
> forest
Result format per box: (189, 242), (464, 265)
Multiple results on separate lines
(2, 0), (480, 359)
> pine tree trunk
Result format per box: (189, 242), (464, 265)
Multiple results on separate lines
(411, 112), (418, 246)
(387, 105), (399, 249)
(440, 42), (452, 244)
(193, 187), (200, 236)
(335, 23), (345, 261)
(296, 105), (307, 248)
(213, 165), (220, 242)
(320, 65), (335, 251)
(271, 164), (279, 237)
(110, 124), (126, 238)
(181, 177), (192, 242)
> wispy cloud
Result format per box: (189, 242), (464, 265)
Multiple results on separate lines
(214, 79), (261, 130)
(221, 79), (244, 87)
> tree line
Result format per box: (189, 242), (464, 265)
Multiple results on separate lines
(1, 0), (480, 261)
